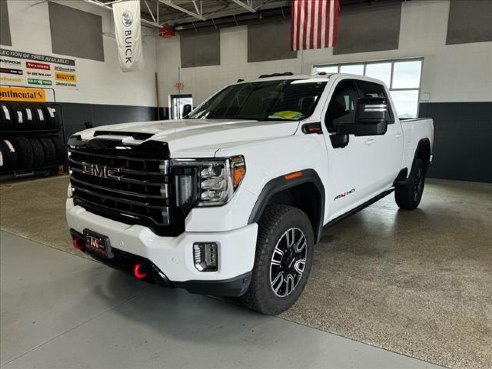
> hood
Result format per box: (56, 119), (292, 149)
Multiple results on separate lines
(78, 119), (300, 157)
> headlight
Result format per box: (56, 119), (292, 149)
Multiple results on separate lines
(172, 156), (246, 207)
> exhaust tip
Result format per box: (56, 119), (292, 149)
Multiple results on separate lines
(133, 263), (149, 279)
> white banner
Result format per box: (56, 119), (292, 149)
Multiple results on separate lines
(113, 0), (144, 72)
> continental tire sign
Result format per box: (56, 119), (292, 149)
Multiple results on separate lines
(0, 48), (77, 89)
(0, 87), (46, 102)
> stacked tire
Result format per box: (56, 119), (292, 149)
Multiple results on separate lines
(0, 135), (66, 171)
(1, 103), (61, 132)
(0, 101), (65, 175)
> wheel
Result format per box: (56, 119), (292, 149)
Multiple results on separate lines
(49, 135), (66, 164)
(29, 137), (45, 168)
(39, 137), (56, 165)
(395, 158), (426, 210)
(240, 204), (314, 315)
(12, 136), (34, 169)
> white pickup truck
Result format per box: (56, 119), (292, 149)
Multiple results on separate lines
(66, 73), (433, 315)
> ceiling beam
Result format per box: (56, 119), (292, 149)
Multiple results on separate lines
(230, 0), (256, 13)
(83, 0), (161, 28)
(143, 0), (157, 23)
(157, 0), (206, 21)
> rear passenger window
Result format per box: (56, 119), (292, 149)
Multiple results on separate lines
(357, 81), (395, 123)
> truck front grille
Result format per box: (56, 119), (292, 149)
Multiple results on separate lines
(67, 136), (184, 236)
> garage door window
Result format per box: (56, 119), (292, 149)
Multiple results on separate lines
(314, 59), (423, 119)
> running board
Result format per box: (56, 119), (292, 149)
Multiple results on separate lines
(324, 189), (394, 230)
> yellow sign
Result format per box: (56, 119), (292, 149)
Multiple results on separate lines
(0, 86), (46, 102)
(55, 72), (77, 82)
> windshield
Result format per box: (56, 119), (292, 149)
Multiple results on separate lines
(188, 79), (327, 121)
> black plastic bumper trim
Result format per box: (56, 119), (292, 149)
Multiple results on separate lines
(174, 272), (252, 297)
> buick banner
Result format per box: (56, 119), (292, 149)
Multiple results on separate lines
(113, 0), (144, 72)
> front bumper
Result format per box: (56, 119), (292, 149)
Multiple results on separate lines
(66, 198), (258, 296)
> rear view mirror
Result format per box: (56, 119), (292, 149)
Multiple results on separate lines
(356, 97), (388, 124)
(336, 97), (388, 136)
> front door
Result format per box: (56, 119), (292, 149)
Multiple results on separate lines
(322, 79), (377, 219)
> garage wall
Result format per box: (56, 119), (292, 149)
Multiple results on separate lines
(2, 0), (158, 136)
(156, 0), (491, 105)
(156, 0), (492, 182)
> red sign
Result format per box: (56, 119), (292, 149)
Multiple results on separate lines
(26, 62), (50, 71)
(159, 24), (176, 38)
(175, 82), (184, 90)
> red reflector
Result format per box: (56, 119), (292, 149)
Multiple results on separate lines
(308, 126), (321, 133)
(72, 237), (85, 251)
(133, 263), (149, 279)
(284, 171), (303, 181)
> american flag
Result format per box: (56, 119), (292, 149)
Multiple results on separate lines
(291, 0), (340, 51)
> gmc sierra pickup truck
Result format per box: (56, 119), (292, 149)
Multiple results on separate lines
(67, 73), (433, 315)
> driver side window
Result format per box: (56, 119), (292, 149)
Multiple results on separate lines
(325, 80), (359, 133)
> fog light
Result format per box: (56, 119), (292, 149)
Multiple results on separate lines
(193, 242), (218, 272)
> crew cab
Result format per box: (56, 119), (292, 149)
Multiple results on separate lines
(66, 73), (434, 315)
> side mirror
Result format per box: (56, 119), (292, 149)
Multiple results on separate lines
(336, 98), (388, 136)
(182, 104), (192, 118)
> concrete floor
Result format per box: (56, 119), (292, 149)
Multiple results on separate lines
(1, 231), (444, 369)
(1, 176), (491, 368)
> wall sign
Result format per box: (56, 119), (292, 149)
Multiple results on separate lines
(0, 48), (77, 89)
(0, 86), (47, 102)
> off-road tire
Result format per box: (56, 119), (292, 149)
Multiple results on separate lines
(240, 204), (314, 315)
(50, 135), (66, 163)
(22, 104), (37, 130)
(0, 103), (14, 131)
(39, 137), (56, 165)
(33, 104), (48, 130)
(11, 103), (27, 131)
(13, 136), (34, 169)
(1, 139), (18, 170)
(395, 158), (426, 210)
(29, 137), (45, 168)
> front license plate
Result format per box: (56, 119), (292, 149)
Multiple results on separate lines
(84, 230), (114, 259)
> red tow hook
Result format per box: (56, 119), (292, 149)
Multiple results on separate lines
(133, 263), (149, 279)
(72, 237), (85, 251)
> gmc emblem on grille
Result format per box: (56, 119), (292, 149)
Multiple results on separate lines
(82, 162), (121, 180)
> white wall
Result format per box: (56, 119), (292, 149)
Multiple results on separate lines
(4, 0), (491, 109)
(4, 0), (157, 107)
(156, 0), (492, 107)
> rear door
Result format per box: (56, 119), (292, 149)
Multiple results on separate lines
(357, 80), (403, 190)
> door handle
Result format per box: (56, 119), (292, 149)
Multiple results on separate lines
(395, 133), (402, 138)
(365, 138), (376, 145)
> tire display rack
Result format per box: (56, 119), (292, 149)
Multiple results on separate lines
(0, 101), (67, 181)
